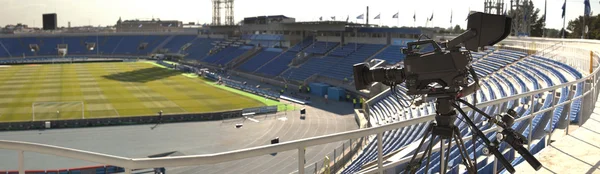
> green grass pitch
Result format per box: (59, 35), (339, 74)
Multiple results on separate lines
(0, 61), (269, 122)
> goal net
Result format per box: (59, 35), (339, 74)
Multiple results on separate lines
(32, 101), (84, 121)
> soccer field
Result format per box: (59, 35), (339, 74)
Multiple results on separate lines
(0, 62), (266, 122)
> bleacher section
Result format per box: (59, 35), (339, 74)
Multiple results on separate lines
(322, 44), (385, 80)
(281, 44), (384, 81)
(373, 45), (406, 64)
(184, 38), (220, 60)
(0, 35), (205, 59)
(238, 48), (282, 72)
(255, 52), (296, 76)
(288, 38), (313, 52)
(304, 42), (338, 54)
(161, 35), (197, 53)
(201, 46), (250, 66)
(341, 49), (582, 174)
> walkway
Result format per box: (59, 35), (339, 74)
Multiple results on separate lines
(514, 99), (600, 174)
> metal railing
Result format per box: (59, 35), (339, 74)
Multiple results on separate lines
(1, 42), (599, 174)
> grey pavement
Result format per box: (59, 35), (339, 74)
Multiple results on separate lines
(0, 102), (358, 173)
(514, 99), (600, 174)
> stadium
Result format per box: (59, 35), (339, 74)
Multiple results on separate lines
(1, 0), (600, 174)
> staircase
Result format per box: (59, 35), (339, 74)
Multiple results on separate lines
(152, 35), (174, 54)
(111, 37), (124, 55)
(0, 41), (12, 57)
(228, 47), (261, 69)
(253, 50), (287, 72)
(365, 44), (390, 62)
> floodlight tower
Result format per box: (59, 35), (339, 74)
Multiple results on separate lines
(212, 0), (235, 25)
(484, 0), (505, 15)
(212, 0), (221, 25)
(506, 0), (532, 36)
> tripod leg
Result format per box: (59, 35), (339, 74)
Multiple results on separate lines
(405, 123), (433, 174)
(443, 133), (453, 174)
(423, 134), (436, 173)
(453, 128), (476, 174)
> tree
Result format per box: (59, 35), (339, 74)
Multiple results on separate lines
(531, 16), (545, 37)
(453, 25), (463, 33)
(545, 28), (561, 38)
(567, 14), (600, 39)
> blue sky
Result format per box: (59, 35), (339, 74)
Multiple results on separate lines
(0, 0), (598, 30)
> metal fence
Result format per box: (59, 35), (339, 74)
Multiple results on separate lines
(0, 39), (599, 174)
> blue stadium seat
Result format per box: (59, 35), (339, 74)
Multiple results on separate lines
(238, 49), (282, 72)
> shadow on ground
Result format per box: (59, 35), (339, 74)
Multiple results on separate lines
(102, 67), (182, 83)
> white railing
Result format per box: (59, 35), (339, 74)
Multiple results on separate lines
(1, 42), (599, 174)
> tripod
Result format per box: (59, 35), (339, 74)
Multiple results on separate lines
(404, 96), (515, 174)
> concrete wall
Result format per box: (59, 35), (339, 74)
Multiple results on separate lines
(315, 36), (387, 45)
(345, 37), (387, 45)
(316, 36), (342, 43)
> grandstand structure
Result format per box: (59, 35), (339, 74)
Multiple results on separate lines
(0, 14), (599, 174)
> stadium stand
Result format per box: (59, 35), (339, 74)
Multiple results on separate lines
(254, 51), (296, 76)
(184, 38), (221, 60)
(161, 35), (197, 53)
(321, 44), (385, 80)
(340, 48), (582, 174)
(281, 44), (383, 81)
(238, 48), (282, 72)
(373, 45), (406, 64)
(112, 36), (146, 55)
(288, 37), (313, 52)
(304, 41), (339, 54)
(202, 46), (251, 66)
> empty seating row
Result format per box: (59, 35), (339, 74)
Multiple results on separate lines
(238, 49), (282, 72)
(304, 42), (338, 54)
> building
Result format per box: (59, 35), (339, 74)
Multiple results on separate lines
(115, 17), (183, 32)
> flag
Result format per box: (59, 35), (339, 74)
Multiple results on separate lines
(450, 9), (453, 23)
(585, 0), (591, 16)
(346, 15), (349, 22)
(392, 12), (399, 18)
(374, 14), (380, 19)
(562, 0), (566, 18)
(319, 16), (323, 21)
(357, 14), (364, 19)
(331, 16), (336, 20)
(429, 13), (434, 21)
(413, 12), (416, 22)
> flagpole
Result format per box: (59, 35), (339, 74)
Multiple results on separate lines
(543, 0), (547, 37)
(397, 11), (400, 27)
(562, 0), (566, 38)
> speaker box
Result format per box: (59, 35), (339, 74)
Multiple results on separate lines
(43, 13), (57, 30)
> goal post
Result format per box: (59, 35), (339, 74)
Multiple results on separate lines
(32, 101), (84, 121)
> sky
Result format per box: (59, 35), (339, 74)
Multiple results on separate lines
(0, 0), (599, 30)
